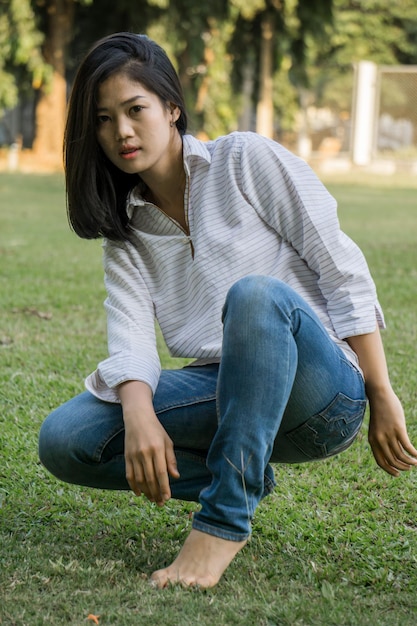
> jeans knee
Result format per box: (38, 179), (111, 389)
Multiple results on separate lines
(224, 275), (291, 318)
(38, 416), (54, 467)
(38, 412), (69, 479)
(226, 275), (273, 307)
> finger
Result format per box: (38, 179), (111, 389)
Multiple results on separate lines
(373, 453), (400, 477)
(388, 427), (417, 462)
(400, 439), (417, 463)
(373, 445), (413, 476)
(394, 452), (417, 469)
(390, 458), (413, 472)
(141, 457), (163, 503)
(128, 456), (158, 500)
(166, 446), (180, 479)
(370, 432), (414, 472)
(378, 449), (409, 475)
(370, 440), (400, 476)
(153, 457), (172, 505)
(126, 459), (143, 496)
(386, 439), (417, 470)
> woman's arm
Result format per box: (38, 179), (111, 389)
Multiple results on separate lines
(346, 327), (417, 476)
(98, 239), (161, 396)
(118, 380), (179, 506)
(240, 134), (383, 341)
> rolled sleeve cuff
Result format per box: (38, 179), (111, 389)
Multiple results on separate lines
(332, 302), (385, 340)
(85, 353), (161, 403)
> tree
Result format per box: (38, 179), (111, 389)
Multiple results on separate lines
(69, 0), (234, 137)
(228, 0), (333, 138)
(5, 0), (417, 163)
(32, 0), (173, 163)
(32, 0), (90, 164)
(299, 0), (417, 152)
(0, 0), (46, 115)
(144, 0), (233, 136)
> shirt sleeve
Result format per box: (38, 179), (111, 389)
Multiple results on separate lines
(240, 133), (385, 339)
(85, 238), (161, 402)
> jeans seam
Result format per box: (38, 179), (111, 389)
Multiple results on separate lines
(175, 449), (208, 465)
(156, 394), (217, 414)
(338, 352), (365, 382)
(263, 472), (275, 495)
(93, 426), (124, 463)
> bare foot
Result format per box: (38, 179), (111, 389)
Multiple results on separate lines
(150, 528), (247, 589)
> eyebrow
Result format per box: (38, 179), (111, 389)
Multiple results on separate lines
(96, 95), (146, 112)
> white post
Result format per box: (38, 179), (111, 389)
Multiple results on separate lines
(7, 142), (20, 172)
(351, 61), (378, 166)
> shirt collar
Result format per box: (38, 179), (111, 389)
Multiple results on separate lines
(182, 134), (212, 168)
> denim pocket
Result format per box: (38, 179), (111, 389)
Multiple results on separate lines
(285, 393), (366, 460)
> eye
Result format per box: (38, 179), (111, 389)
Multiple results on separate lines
(130, 105), (143, 115)
(96, 114), (110, 125)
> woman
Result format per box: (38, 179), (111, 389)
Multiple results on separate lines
(39, 32), (417, 589)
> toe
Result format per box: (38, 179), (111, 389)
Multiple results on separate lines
(149, 569), (168, 589)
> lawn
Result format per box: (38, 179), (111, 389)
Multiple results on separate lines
(0, 173), (416, 626)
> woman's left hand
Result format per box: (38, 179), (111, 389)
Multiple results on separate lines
(367, 387), (417, 476)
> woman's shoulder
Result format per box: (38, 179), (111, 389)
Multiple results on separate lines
(208, 131), (295, 162)
(200, 131), (274, 165)
(184, 131), (299, 178)
(209, 130), (265, 150)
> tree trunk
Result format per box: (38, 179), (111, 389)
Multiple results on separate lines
(32, 0), (74, 167)
(297, 87), (312, 159)
(256, 12), (274, 138)
(238, 59), (255, 132)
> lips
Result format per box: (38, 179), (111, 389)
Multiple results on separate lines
(119, 145), (140, 158)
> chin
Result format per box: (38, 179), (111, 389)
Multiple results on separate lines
(118, 161), (142, 175)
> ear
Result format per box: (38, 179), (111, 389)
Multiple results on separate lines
(168, 103), (181, 123)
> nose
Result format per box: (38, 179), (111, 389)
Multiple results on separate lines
(115, 115), (134, 140)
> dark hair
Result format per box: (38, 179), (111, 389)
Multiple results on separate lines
(64, 32), (188, 241)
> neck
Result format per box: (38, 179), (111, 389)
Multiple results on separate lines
(141, 135), (188, 230)
(141, 132), (185, 208)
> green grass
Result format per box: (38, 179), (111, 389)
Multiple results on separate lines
(1, 173), (416, 625)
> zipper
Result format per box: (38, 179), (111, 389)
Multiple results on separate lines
(146, 205), (194, 260)
(145, 202), (194, 260)
(145, 173), (194, 259)
(183, 172), (194, 259)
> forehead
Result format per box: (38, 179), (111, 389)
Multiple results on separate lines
(96, 73), (156, 105)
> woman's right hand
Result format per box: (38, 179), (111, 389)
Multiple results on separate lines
(119, 380), (180, 506)
(367, 386), (417, 477)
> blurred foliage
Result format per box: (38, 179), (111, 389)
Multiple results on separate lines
(304, 0), (417, 115)
(68, 0), (233, 134)
(1, 0), (417, 140)
(0, 0), (48, 111)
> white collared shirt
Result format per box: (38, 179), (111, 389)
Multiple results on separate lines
(86, 132), (384, 402)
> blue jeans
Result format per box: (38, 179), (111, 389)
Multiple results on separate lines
(39, 277), (366, 542)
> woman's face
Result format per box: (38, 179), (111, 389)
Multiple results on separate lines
(95, 72), (180, 178)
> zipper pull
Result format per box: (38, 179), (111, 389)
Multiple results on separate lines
(189, 237), (195, 259)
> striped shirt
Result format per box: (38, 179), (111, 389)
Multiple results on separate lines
(85, 131), (384, 402)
